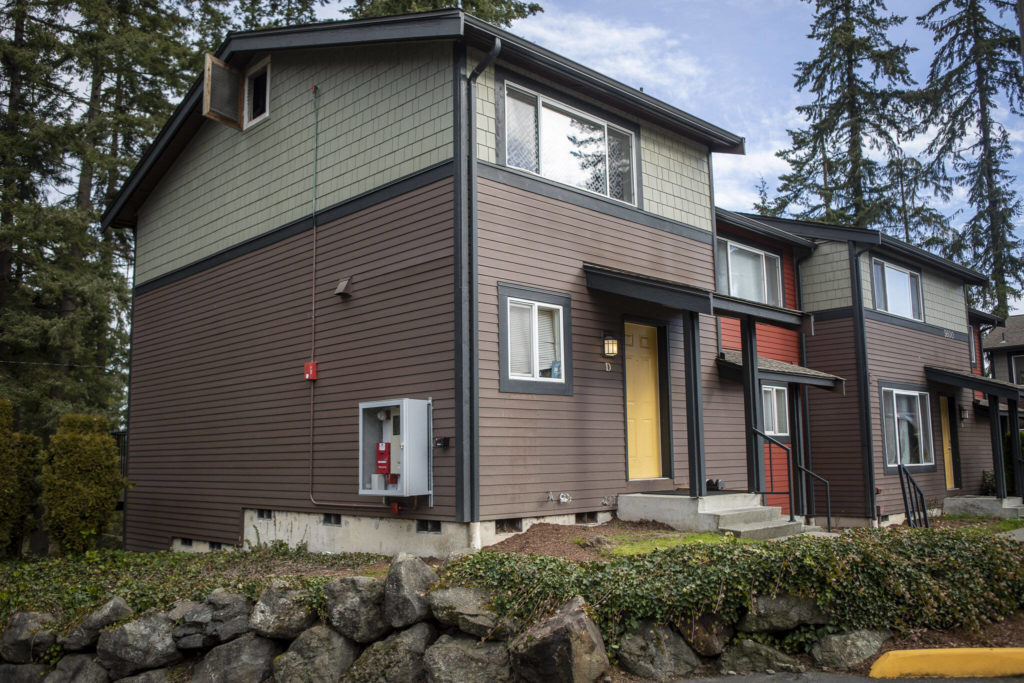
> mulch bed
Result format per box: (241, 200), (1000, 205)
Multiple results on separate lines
(483, 519), (676, 562)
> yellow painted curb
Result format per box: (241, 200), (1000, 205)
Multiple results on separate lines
(870, 648), (1024, 678)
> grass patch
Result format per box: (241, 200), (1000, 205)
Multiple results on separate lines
(982, 518), (1024, 533)
(0, 543), (386, 631)
(608, 532), (756, 556)
(940, 513), (1024, 533)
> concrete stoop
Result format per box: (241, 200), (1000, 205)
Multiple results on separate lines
(617, 492), (811, 540)
(942, 495), (1024, 519)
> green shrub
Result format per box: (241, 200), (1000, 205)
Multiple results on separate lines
(3, 433), (43, 556)
(443, 527), (1024, 649)
(0, 399), (17, 550)
(40, 414), (128, 554)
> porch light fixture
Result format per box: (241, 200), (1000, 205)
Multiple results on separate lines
(959, 405), (970, 422)
(602, 332), (619, 358)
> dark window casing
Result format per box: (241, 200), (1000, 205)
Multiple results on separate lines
(498, 283), (573, 395)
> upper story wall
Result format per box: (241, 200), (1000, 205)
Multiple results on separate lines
(136, 41), (454, 285)
(470, 50), (713, 234)
(799, 241), (851, 311)
(858, 252), (968, 334)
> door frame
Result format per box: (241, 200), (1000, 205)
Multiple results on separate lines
(940, 394), (962, 490)
(621, 316), (673, 481)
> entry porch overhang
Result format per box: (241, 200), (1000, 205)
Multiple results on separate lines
(925, 366), (1024, 500)
(717, 350), (844, 391)
(711, 294), (812, 333)
(582, 263), (712, 313)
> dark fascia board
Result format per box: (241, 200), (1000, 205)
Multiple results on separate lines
(583, 264), (712, 314)
(925, 366), (1023, 401)
(103, 9), (744, 230)
(711, 293), (807, 331)
(462, 15), (744, 155)
(985, 343), (1024, 354)
(714, 208), (815, 250)
(969, 308), (1005, 327)
(738, 213), (987, 286)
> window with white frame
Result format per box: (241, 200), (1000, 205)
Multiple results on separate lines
(871, 258), (922, 321)
(762, 385), (788, 436)
(504, 84), (635, 204)
(882, 387), (934, 467)
(508, 298), (564, 381)
(968, 324), (977, 368)
(498, 284), (573, 395)
(715, 238), (783, 307)
(244, 57), (270, 128)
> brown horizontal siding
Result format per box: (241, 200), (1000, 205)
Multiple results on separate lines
(803, 316), (867, 517)
(863, 318), (985, 515)
(701, 314), (746, 489)
(126, 179), (456, 551)
(475, 177), (715, 520)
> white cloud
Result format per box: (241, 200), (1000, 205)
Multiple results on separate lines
(510, 9), (707, 105)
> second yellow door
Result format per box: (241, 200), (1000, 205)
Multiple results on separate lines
(625, 322), (662, 479)
(941, 397), (957, 490)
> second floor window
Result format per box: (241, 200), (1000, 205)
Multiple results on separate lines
(872, 258), (922, 321)
(715, 238), (782, 307)
(505, 84), (635, 204)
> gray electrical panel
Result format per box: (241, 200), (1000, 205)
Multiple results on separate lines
(358, 398), (432, 497)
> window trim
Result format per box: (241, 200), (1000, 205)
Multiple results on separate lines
(761, 384), (789, 437)
(879, 382), (936, 472)
(506, 297), (566, 384)
(502, 80), (638, 206)
(716, 237), (784, 307)
(1011, 354), (1024, 385)
(243, 57), (270, 129)
(498, 283), (573, 395)
(871, 257), (924, 322)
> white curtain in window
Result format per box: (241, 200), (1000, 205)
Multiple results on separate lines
(536, 307), (561, 377)
(509, 303), (534, 377)
(729, 245), (766, 303)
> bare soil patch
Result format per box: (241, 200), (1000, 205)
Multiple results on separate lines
(483, 518), (677, 562)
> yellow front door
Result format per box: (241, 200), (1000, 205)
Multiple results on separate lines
(941, 397), (956, 489)
(625, 322), (662, 479)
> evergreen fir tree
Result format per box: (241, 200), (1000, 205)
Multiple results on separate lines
(345, 0), (542, 27)
(773, 0), (916, 231)
(878, 145), (952, 246)
(920, 0), (1024, 316)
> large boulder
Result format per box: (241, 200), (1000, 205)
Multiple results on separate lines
(172, 588), (251, 649)
(115, 669), (171, 682)
(273, 624), (359, 683)
(61, 597), (134, 652)
(810, 629), (891, 670)
(191, 632), (281, 683)
(96, 612), (181, 679)
(719, 639), (803, 674)
(326, 576), (391, 643)
(342, 622), (437, 683)
(0, 663), (49, 682)
(683, 613), (733, 656)
(43, 654), (109, 683)
(508, 597), (609, 683)
(384, 554), (437, 628)
(428, 587), (506, 639)
(249, 583), (316, 640)
(0, 611), (57, 663)
(736, 594), (828, 632)
(617, 621), (700, 679)
(423, 634), (512, 683)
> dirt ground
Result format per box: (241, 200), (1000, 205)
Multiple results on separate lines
(480, 515), (1024, 678)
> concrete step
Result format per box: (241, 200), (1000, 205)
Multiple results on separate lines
(696, 493), (762, 513)
(712, 506), (784, 527)
(721, 519), (805, 540)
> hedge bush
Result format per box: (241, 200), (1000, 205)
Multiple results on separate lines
(0, 400), (17, 550)
(40, 414), (127, 554)
(443, 527), (1024, 648)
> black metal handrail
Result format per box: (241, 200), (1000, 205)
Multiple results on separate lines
(897, 464), (929, 528)
(795, 463), (832, 533)
(752, 428), (795, 523)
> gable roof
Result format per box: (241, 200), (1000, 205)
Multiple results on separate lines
(102, 10), (745, 230)
(984, 314), (1024, 351)
(714, 208), (814, 250)
(739, 213), (987, 286)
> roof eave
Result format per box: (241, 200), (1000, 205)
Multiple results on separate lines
(715, 207), (815, 249)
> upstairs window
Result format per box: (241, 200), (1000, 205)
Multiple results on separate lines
(244, 58), (270, 128)
(968, 324), (977, 368)
(872, 258), (922, 320)
(504, 84), (635, 204)
(715, 238), (782, 307)
(882, 387), (934, 467)
(201, 54), (270, 131)
(762, 385), (788, 436)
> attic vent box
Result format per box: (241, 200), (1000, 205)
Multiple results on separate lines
(358, 398), (432, 498)
(203, 54), (270, 130)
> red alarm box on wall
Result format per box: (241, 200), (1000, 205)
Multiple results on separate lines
(376, 442), (390, 474)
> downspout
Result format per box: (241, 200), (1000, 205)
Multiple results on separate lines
(465, 38), (501, 524)
(795, 251), (813, 518)
(849, 242), (877, 522)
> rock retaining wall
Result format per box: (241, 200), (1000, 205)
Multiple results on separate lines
(0, 554), (890, 682)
